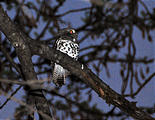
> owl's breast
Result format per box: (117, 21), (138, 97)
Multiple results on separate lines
(56, 39), (79, 59)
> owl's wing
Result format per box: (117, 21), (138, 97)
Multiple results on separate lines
(76, 43), (79, 60)
(51, 39), (59, 66)
(51, 39), (66, 86)
(53, 38), (59, 49)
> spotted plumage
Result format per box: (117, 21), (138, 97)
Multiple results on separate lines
(52, 28), (79, 86)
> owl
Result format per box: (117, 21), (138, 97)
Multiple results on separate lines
(52, 28), (79, 86)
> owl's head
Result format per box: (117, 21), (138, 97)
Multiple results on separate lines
(58, 28), (78, 42)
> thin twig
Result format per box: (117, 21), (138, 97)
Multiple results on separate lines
(0, 86), (22, 109)
(124, 73), (155, 97)
(56, 7), (91, 17)
(0, 44), (21, 74)
(36, 19), (51, 40)
(0, 78), (50, 86)
(1, 90), (52, 120)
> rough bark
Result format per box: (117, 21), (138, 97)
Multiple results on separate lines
(0, 5), (154, 120)
(0, 6), (52, 120)
(29, 40), (155, 120)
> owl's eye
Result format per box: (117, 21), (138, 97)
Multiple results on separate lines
(70, 30), (73, 34)
(66, 29), (76, 36)
(69, 30), (75, 34)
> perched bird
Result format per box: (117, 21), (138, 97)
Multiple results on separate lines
(52, 28), (79, 86)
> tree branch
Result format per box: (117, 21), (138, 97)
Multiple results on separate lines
(0, 6), (52, 120)
(29, 40), (154, 120)
(0, 86), (22, 109)
(0, 5), (154, 120)
(1, 89), (52, 120)
(124, 73), (155, 97)
(0, 43), (21, 74)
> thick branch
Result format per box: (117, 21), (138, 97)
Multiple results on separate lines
(0, 7), (36, 81)
(29, 40), (154, 120)
(0, 6), (153, 120)
(0, 6), (52, 120)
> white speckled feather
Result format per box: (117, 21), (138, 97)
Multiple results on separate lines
(52, 29), (79, 86)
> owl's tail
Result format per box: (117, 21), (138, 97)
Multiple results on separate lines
(52, 63), (66, 86)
